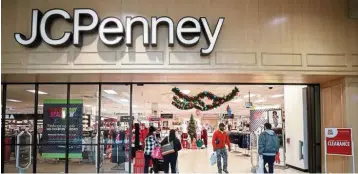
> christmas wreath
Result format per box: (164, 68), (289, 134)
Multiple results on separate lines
(171, 86), (239, 111)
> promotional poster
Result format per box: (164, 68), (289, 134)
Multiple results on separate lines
(42, 99), (83, 158)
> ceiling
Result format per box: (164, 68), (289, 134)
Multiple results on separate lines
(3, 84), (285, 118)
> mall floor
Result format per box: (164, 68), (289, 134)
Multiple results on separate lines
(4, 139), (301, 173)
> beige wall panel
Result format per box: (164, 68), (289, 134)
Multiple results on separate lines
(307, 54), (347, 67)
(121, 51), (164, 65)
(2, 52), (26, 65)
(351, 54), (358, 67)
(74, 51), (117, 65)
(301, 0), (348, 54)
(261, 53), (302, 66)
(321, 79), (349, 173)
(169, 52), (210, 65)
(1, 0), (358, 74)
(1, 0), (18, 51)
(258, 0), (302, 53)
(28, 52), (69, 65)
(215, 52), (257, 65)
(210, 0), (259, 52)
(345, 79), (358, 173)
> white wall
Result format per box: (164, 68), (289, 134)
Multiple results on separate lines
(284, 85), (308, 169)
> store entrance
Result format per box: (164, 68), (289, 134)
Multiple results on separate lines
(131, 84), (321, 173)
(1, 83), (321, 173)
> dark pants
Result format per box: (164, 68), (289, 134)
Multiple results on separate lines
(216, 148), (228, 172)
(263, 155), (275, 173)
(144, 155), (152, 173)
(163, 153), (178, 173)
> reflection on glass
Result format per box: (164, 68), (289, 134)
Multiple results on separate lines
(37, 145), (65, 173)
(101, 85), (131, 173)
(68, 85), (99, 173)
(4, 85), (35, 146)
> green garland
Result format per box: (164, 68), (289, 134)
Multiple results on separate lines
(171, 86), (239, 111)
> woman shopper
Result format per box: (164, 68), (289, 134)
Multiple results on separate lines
(144, 126), (159, 173)
(161, 129), (182, 173)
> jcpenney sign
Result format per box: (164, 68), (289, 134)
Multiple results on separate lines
(14, 9), (225, 56)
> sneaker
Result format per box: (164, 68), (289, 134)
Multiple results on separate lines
(223, 169), (229, 173)
(218, 170), (222, 174)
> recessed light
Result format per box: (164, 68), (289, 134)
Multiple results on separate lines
(120, 99), (129, 103)
(7, 99), (22, 103)
(103, 90), (117, 94)
(270, 94), (284, 98)
(26, 90), (48, 94)
(84, 105), (91, 107)
(244, 94), (256, 98)
(38, 105), (43, 107)
(181, 90), (190, 95)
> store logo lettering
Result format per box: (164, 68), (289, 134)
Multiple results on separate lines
(14, 9), (225, 56)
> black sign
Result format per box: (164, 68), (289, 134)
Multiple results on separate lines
(223, 114), (234, 119)
(120, 116), (134, 122)
(160, 114), (174, 119)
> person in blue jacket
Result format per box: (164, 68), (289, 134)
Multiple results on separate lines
(258, 123), (280, 173)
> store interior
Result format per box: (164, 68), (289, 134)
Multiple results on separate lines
(2, 84), (309, 173)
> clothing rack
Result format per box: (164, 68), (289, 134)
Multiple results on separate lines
(229, 131), (251, 157)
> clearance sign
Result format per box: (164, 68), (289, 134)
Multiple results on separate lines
(324, 128), (355, 173)
(325, 128), (352, 155)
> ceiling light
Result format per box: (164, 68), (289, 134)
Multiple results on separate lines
(254, 99), (266, 103)
(38, 105), (43, 107)
(244, 94), (256, 98)
(181, 90), (190, 94)
(120, 99), (129, 103)
(7, 99), (22, 103)
(271, 94), (284, 98)
(103, 90), (117, 94)
(26, 90), (48, 94)
(84, 105), (91, 107)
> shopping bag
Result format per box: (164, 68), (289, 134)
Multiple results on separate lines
(210, 152), (217, 166)
(256, 155), (264, 174)
(275, 152), (280, 164)
(151, 147), (163, 159)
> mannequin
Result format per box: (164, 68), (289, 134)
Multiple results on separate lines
(201, 128), (208, 148)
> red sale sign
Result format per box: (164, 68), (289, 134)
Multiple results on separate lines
(325, 128), (353, 156)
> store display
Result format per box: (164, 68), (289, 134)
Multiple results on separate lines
(171, 86), (239, 111)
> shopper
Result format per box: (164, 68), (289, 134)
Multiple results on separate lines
(212, 123), (231, 174)
(161, 129), (182, 173)
(144, 126), (159, 173)
(258, 123), (280, 173)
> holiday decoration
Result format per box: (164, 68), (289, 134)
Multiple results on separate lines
(187, 114), (197, 141)
(171, 86), (239, 111)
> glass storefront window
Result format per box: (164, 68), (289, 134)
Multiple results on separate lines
(101, 85), (131, 173)
(4, 85), (35, 173)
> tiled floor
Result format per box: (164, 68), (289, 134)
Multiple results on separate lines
(4, 138), (301, 173)
(177, 147), (301, 173)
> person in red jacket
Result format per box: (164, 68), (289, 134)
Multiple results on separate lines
(212, 123), (231, 174)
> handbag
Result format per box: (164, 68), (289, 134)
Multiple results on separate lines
(151, 146), (163, 159)
(161, 136), (175, 156)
